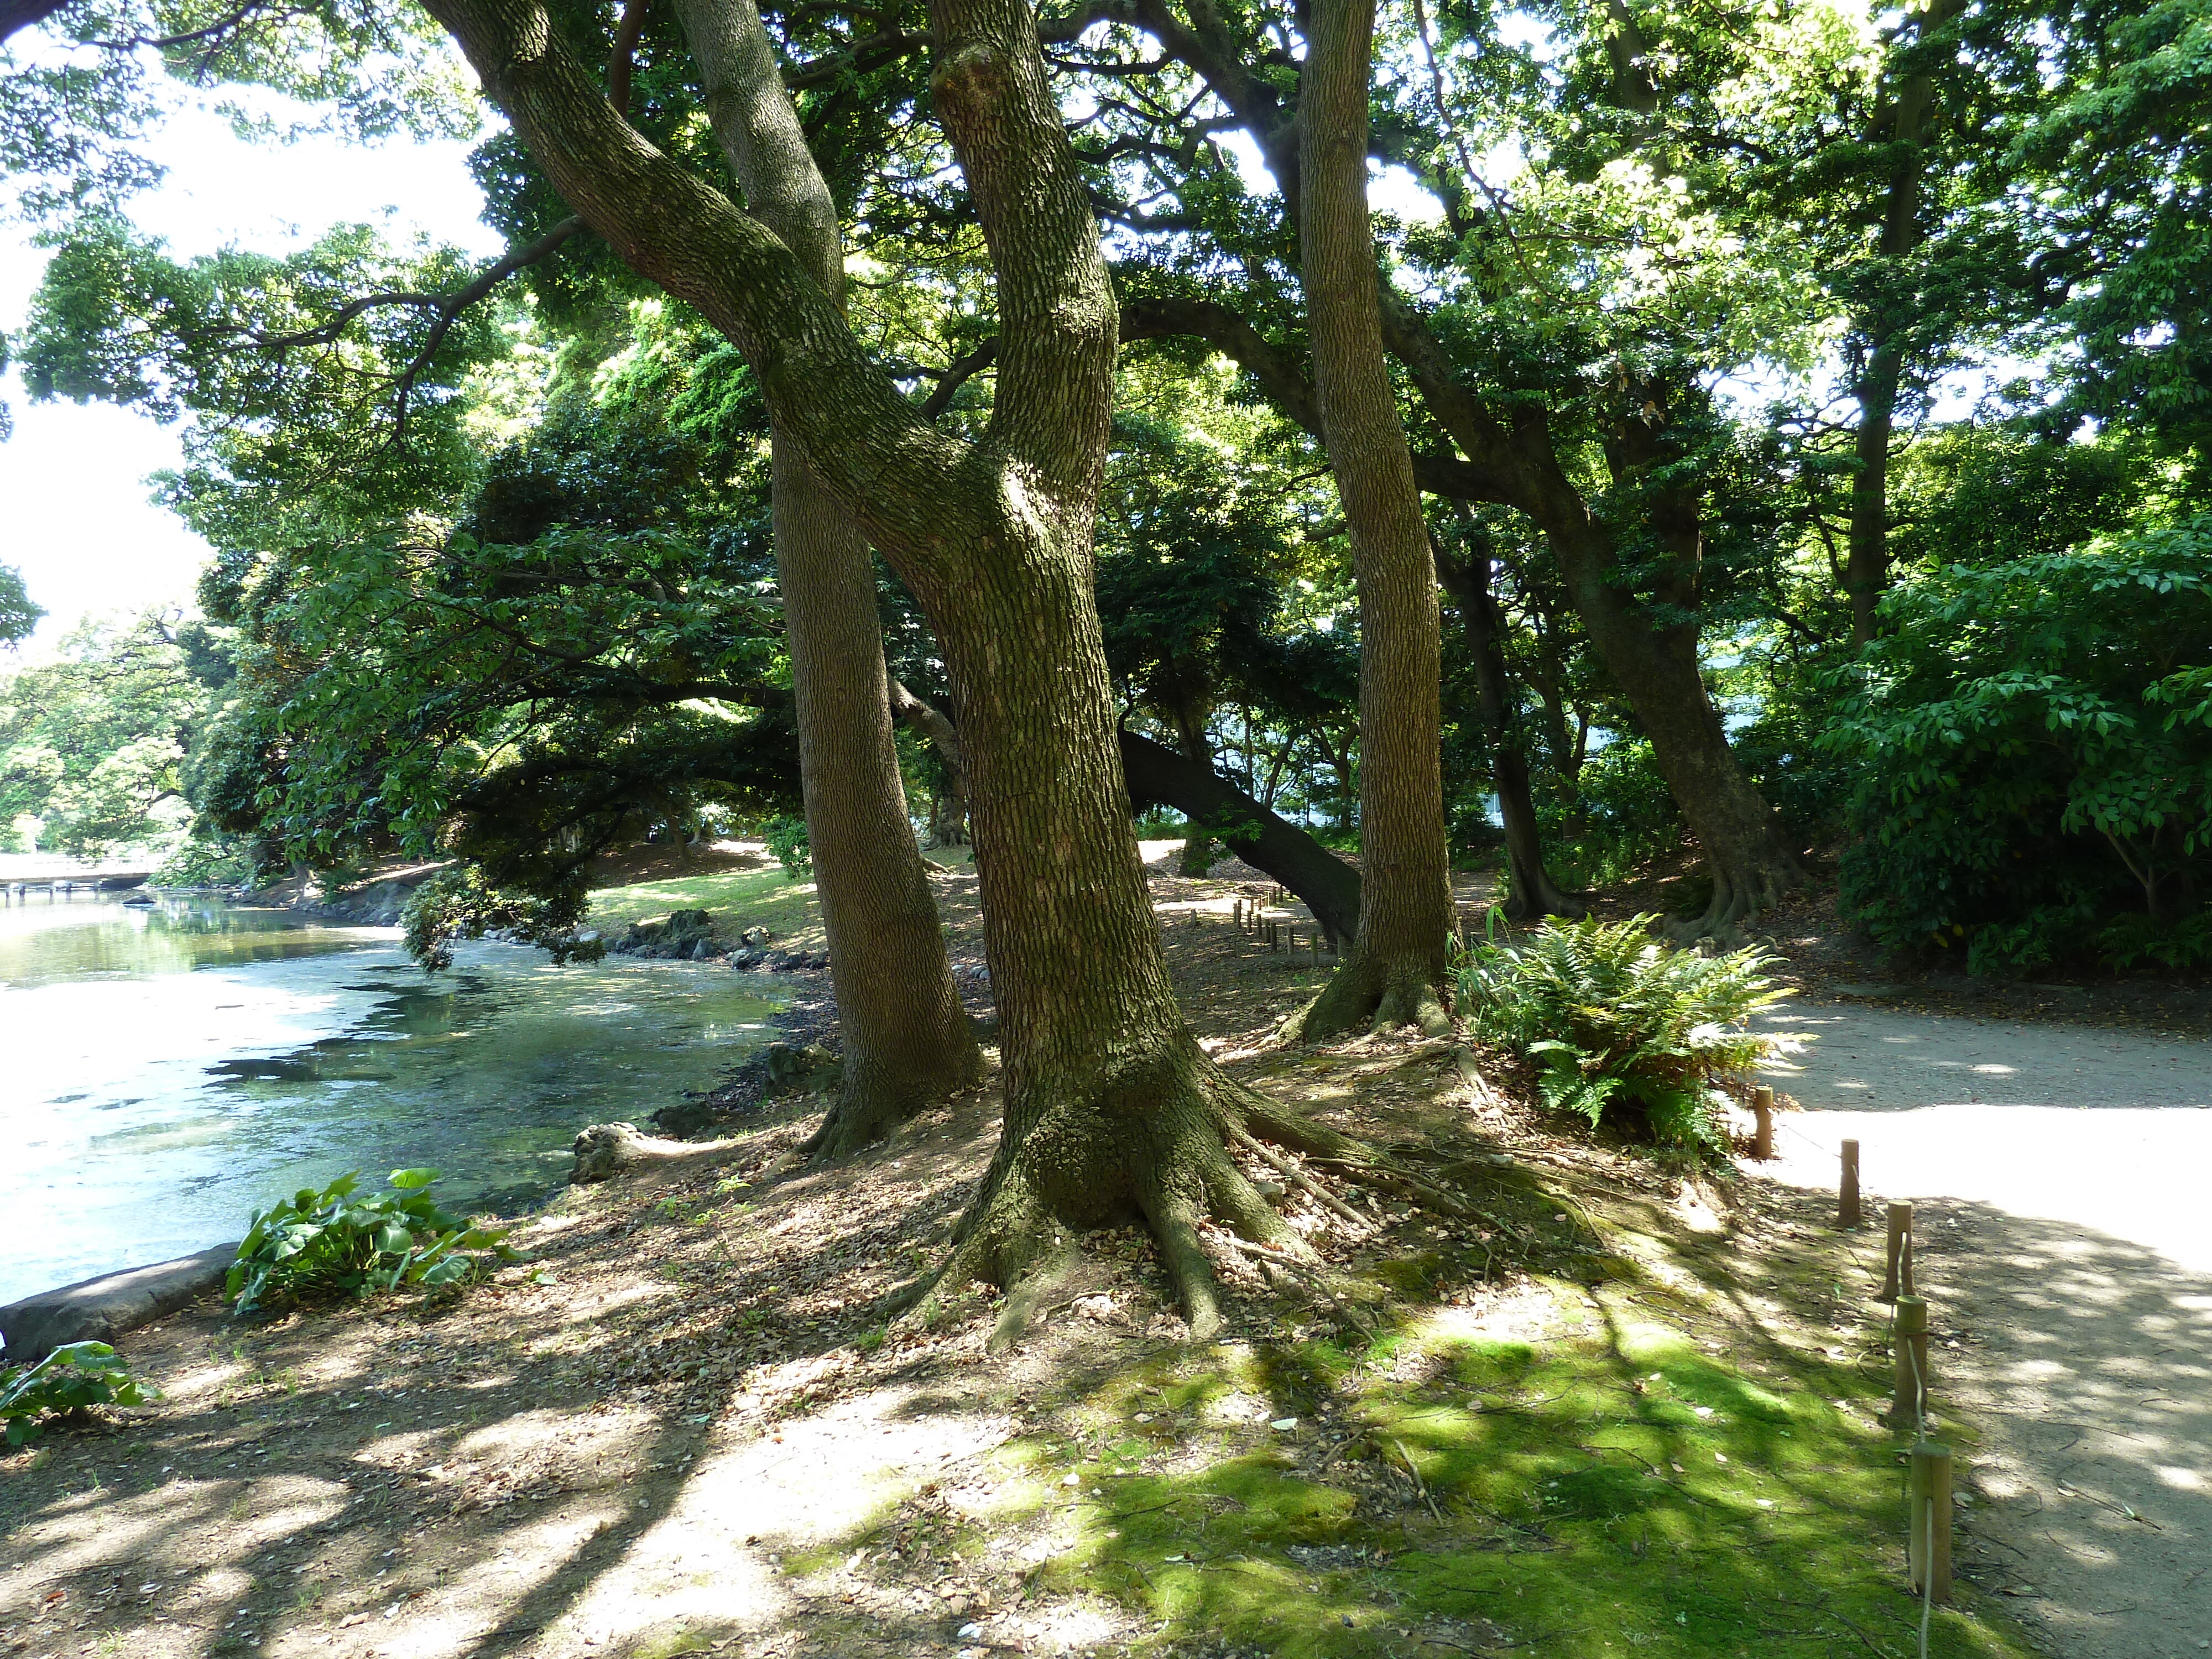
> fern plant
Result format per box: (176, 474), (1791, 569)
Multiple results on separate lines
(1456, 914), (1797, 1151)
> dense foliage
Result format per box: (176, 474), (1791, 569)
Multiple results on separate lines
(1826, 515), (2212, 974)
(0, 611), (223, 855)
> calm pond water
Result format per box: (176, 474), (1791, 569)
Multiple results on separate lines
(0, 893), (783, 1307)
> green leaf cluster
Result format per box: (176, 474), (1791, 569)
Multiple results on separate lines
(0, 1342), (154, 1447)
(1457, 916), (1794, 1150)
(226, 1168), (520, 1314)
(1822, 514), (2212, 971)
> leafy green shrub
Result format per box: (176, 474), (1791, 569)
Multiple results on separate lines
(1, 1342), (153, 1446)
(1542, 738), (1687, 891)
(227, 1169), (520, 1314)
(1456, 915), (1795, 1151)
(761, 814), (812, 876)
(1823, 517), (2212, 972)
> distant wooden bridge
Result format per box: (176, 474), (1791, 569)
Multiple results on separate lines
(1, 868), (153, 898)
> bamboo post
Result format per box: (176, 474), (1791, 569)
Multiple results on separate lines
(1839, 1139), (1862, 1228)
(1908, 1441), (1953, 1604)
(1751, 1086), (1775, 1160)
(1881, 1202), (1914, 1301)
(1891, 1295), (1929, 1428)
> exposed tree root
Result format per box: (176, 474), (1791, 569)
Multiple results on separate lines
(1666, 852), (1807, 945)
(878, 1049), (1479, 1350)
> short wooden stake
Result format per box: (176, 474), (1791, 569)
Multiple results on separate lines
(1881, 1202), (1914, 1301)
(1908, 1440), (1953, 1604)
(1233, 899), (1244, 931)
(1891, 1295), (1929, 1428)
(1839, 1139), (1862, 1228)
(1751, 1085), (1775, 1160)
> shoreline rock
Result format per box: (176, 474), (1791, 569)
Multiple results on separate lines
(1, 1244), (237, 1366)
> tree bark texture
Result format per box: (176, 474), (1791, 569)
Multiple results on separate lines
(1118, 728), (1361, 941)
(1430, 530), (1583, 921)
(1291, 0), (1454, 1039)
(676, 0), (979, 1155)
(424, 0), (1343, 1338)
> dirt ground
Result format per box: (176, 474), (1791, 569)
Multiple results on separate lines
(2, 859), (2047, 1659)
(1750, 1002), (2212, 1659)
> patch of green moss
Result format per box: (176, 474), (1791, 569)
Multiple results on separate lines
(983, 1286), (2032, 1659)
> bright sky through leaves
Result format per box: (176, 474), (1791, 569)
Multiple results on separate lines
(0, 65), (497, 661)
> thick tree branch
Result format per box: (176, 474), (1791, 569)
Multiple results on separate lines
(917, 337), (999, 419)
(421, 0), (982, 581)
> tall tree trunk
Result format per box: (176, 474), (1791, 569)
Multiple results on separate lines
(424, 0), (1361, 1341)
(674, 0), (979, 1155)
(1846, 341), (1904, 648)
(1845, 0), (1964, 646)
(1288, 0), (1454, 1040)
(1431, 528), (1582, 921)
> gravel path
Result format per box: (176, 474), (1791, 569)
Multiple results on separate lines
(1754, 1003), (2212, 1659)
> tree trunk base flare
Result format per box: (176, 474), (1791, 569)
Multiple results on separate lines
(1281, 951), (1454, 1044)
(802, 1044), (985, 1162)
(1500, 862), (1588, 924)
(570, 1121), (743, 1183)
(1666, 846), (1807, 945)
(884, 1039), (1410, 1350)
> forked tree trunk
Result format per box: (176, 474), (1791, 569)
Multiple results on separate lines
(422, 0), (1351, 1340)
(1431, 531), (1582, 921)
(1289, 0), (1454, 1040)
(675, 0), (979, 1155)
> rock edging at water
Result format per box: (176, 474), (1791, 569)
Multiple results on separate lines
(0, 1244), (237, 1366)
(603, 907), (831, 972)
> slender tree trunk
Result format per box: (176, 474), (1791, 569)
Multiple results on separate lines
(674, 0), (978, 1154)
(1288, 0), (1453, 1039)
(1846, 342), (1903, 648)
(890, 677), (969, 844)
(773, 442), (983, 1152)
(1431, 530), (1582, 921)
(1546, 512), (1802, 934)
(1846, 0), (1964, 645)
